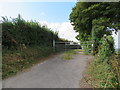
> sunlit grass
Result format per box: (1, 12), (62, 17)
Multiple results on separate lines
(85, 54), (120, 88)
(62, 49), (78, 60)
(116, 49), (120, 54)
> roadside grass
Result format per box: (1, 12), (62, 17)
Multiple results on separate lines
(2, 46), (54, 79)
(119, 49), (120, 54)
(116, 49), (120, 54)
(62, 49), (79, 60)
(78, 49), (84, 52)
(85, 54), (120, 88)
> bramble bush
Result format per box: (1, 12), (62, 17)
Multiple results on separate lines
(86, 35), (120, 88)
(97, 35), (114, 63)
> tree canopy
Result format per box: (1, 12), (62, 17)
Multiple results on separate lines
(69, 2), (120, 42)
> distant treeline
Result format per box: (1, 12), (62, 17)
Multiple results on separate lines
(2, 14), (66, 49)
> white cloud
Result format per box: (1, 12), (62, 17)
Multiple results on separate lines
(0, 4), (3, 19)
(0, 6), (3, 14)
(39, 21), (78, 42)
(40, 12), (45, 16)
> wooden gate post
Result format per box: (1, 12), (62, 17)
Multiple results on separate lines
(53, 39), (55, 52)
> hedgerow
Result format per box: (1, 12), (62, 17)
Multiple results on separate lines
(2, 14), (60, 49)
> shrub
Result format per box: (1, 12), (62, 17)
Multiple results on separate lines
(97, 35), (114, 63)
(86, 35), (120, 88)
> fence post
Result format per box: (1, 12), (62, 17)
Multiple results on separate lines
(53, 39), (55, 52)
(0, 23), (2, 85)
(65, 42), (66, 51)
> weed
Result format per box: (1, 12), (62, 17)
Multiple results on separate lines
(2, 46), (54, 79)
(85, 36), (120, 88)
(62, 49), (78, 60)
(86, 54), (120, 88)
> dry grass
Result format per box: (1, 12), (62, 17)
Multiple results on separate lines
(2, 46), (53, 79)
(85, 54), (120, 88)
(62, 49), (78, 60)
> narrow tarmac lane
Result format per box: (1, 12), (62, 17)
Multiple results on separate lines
(3, 52), (93, 88)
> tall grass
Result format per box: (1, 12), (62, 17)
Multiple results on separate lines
(2, 46), (54, 79)
(86, 54), (120, 88)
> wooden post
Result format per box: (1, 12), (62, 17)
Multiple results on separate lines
(65, 42), (66, 51)
(53, 39), (55, 52)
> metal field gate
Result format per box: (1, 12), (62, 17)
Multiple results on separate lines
(80, 41), (93, 54)
(52, 40), (81, 52)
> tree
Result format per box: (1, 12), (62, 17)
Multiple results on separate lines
(69, 2), (120, 54)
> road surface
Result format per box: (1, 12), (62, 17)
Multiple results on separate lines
(3, 51), (93, 88)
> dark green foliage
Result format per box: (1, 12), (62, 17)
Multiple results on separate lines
(92, 18), (112, 55)
(70, 2), (120, 34)
(97, 35), (115, 63)
(69, 2), (120, 88)
(2, 15), (59, 49)
(69, 2), (120, 54)
(85, 36), (118, 88)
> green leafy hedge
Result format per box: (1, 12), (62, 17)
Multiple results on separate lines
(97, 35), (115, 63)
(2, 15), (60, 49)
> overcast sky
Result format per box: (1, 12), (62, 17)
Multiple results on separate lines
(0, 2), (79, 42)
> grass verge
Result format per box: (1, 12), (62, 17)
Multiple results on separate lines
(62, 49), (79, 60)
(2, 46), (54, 79)
(85, 54), (120, 88)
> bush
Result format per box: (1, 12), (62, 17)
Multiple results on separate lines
(92, 18), (112, 55)
(87, 54), (120, 88)
(97, 35), (114, 63)
(85, 35), (120, 88)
